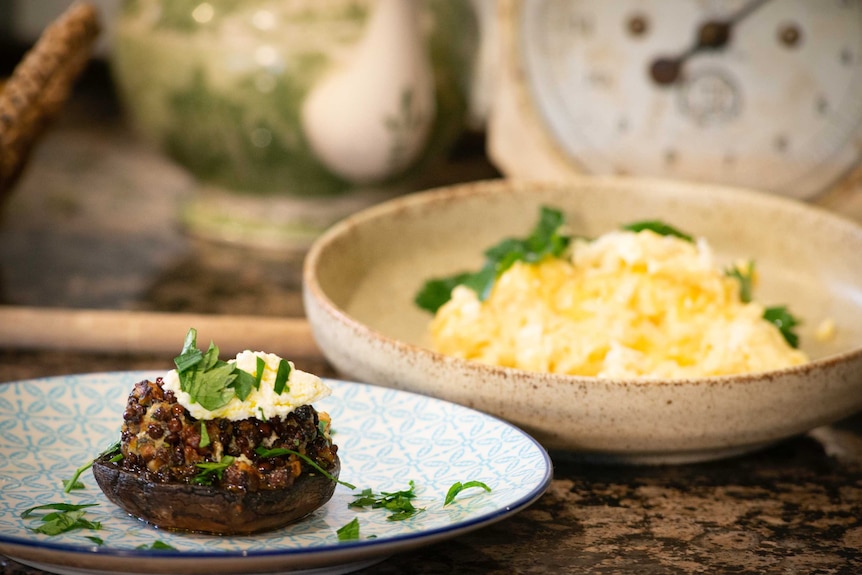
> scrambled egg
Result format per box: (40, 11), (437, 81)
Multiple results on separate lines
(162, 350), (331, 421)
(429, 229), (808, 378)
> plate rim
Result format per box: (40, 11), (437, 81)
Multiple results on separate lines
(0, 370), (553, 570)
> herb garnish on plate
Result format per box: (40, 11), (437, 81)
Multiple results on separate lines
(348, 480), (425, 521)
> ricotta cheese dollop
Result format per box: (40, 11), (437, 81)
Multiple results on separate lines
(161, 350), (331, 421)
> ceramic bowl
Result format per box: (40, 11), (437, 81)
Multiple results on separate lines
(302, 177), (862, 463)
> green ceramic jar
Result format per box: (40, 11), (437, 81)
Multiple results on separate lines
(111, 0), (477, 248)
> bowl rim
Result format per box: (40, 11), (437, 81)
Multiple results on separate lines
(303, 176), (862, 388)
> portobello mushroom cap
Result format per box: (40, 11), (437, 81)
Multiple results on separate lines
(92, 452), (340, 535)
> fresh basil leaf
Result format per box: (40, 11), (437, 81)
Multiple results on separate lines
(763, 306), (801, 348)
(85, 535), (104, 545)
(337, 517), (361, 541)
(622, 220), (694, 243)
(274, 359), (291, 395)
(444, 480), (492, 506)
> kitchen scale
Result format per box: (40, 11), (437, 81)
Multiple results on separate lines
(488, 0), (862, 200)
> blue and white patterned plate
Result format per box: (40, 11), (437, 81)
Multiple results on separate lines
(0, 371), (552, 575)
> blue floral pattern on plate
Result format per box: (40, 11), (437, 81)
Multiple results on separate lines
(0, 371), (551, 574)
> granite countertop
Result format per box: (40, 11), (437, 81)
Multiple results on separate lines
(1, 63), (862, 575)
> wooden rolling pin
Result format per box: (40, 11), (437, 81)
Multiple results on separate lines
(0, 306), (322, 358)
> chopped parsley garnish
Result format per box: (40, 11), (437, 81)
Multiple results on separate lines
(348, 480), (425, 521)
(337, 517), (361, 541)
(443, 480), (492, 506)
(254, 446), (356, 489)
(192, 456), (235, 486)
(199, 421), (210, 448)
(274, 358), (292, 395)
(174, 329), (238, 411)
(62, 478), (85, 492)
(21, 503), (101, 536)
(137, 540), (177, 550)
(413, 208), (703, 313)
(415, 206), (570, 313)
(724, 262), (802, 348)
(622, 220), (694, 242)
(416, 208), (806, 350)
(255, 356), (266, 387)
(230, 368), (258, 402)
(173, 328), (278, 411)
(725, 260), (755, 303)
(63, 441), (122, 493)
(764, 305), (801, 348)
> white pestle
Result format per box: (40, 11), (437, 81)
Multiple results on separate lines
(301, 0), (436, 184)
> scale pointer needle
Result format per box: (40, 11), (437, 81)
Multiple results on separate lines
(648, 0), (772, 86)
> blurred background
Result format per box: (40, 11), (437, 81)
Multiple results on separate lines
(0, 0), (499, 317)
(2, 0), (861, 317)
(0, 0), (118, 54)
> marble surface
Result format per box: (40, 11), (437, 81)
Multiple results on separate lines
(1, 348), (861, 575)
(2, 62), (862, 575)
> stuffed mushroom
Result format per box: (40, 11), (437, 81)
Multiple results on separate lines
(92, 329), (341, 535)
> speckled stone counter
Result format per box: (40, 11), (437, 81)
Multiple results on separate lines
(2, 346), (861, 574)
(2, 63), (862, 575)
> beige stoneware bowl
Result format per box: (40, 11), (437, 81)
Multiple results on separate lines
(302, 178), (862, 463)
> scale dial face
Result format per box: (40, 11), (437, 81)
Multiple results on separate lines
(516, 0), (862, 199)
